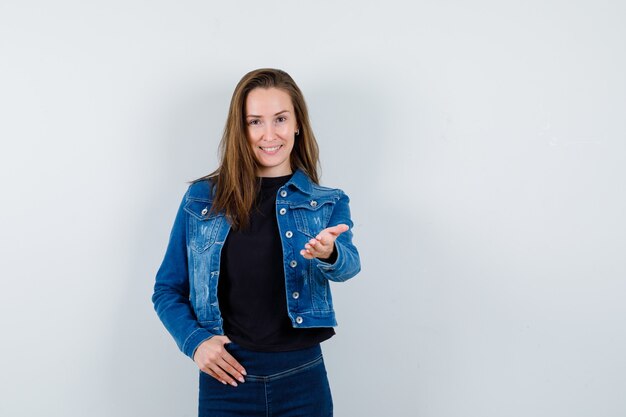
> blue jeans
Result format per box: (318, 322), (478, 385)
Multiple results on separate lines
(198, 342), (333, 416)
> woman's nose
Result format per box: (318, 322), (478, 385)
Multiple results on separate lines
(263, 123), (275, 139)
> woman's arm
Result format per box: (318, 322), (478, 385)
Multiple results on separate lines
(152, 189), (215, 359)
(300, 191), (361, 282)
(152, 188), (247, 384)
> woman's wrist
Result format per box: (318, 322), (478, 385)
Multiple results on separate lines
(318, 245), (338, 264)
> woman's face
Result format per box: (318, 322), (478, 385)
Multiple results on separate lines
(245, 87), (298, 177)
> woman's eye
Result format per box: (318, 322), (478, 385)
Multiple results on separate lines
(248, 119), (260, 126)
(276, 116), (286, 123)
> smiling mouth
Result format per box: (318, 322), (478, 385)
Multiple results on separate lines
(259, 145), (282, 153)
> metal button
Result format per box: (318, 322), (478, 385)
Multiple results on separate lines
(292, 292), (299, 299)
(295, 316), (303, 324)
(279, 208), (287, 215)
(310, 200), (317, 207)
(289, 260), (297, 268)
(280, 190), (288, 197)
(285, 231), (293, 238)
(201, 207), (208, 216)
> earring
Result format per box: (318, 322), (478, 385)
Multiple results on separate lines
(295, 129), (300, 136)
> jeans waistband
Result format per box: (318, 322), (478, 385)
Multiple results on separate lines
(224, 342), (322, 378)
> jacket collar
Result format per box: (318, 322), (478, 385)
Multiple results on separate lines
(286, 169), (314, 195)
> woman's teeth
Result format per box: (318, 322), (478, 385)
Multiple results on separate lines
(260, 145), (281, 152)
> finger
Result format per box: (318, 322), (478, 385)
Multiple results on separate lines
(325, 224), (349, 237)
(306, 243), (332, 259)
(305, 243), (322, 256)
(206, 368), (228, 385)
(315, 232), (336, 246)
(307, 240), (328, 253)
(300, 249), (314, 259)
(222, 350), (247, 377)
(213, 336), (242, 373)
(219, 357), (246, 383)
(305, 242), (319, 252)
(210, 363), (238, 387)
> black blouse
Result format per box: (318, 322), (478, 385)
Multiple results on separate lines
(217, 174), (335, 351)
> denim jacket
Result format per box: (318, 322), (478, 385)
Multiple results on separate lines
(152, 169), (361, 359)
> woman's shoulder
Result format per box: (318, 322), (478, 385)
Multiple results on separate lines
(186, 176), (216, 201)
(309, 182), (350, 205)
(291, 169), (345, 196)
(310, 183), (345, 196)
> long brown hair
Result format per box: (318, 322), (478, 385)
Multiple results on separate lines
(194, 68), (320, 230)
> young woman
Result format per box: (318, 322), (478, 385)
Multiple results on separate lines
(153, 68), (361, 416)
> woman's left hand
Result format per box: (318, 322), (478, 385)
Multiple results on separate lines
(300, 224), (349, 260)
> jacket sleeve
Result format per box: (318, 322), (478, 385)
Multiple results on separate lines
(314, 190), (361, 282)
(152, 188), (214, 359)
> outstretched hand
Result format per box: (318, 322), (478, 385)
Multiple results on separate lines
(300, 224), (349, 260)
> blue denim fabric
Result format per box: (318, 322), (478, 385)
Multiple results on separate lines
(152, 169), (361, 359)
(198, 342), (333, 416)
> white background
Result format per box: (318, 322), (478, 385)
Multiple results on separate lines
(1, 1), (625, 416)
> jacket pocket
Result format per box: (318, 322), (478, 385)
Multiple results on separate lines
(184, 199), (221, 253)
(290, 197), (336, 237)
